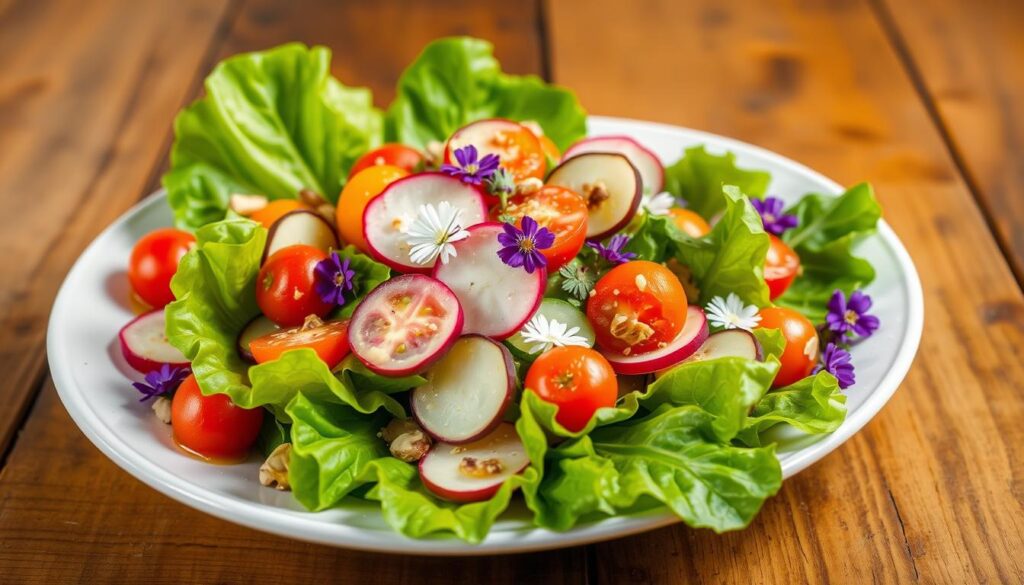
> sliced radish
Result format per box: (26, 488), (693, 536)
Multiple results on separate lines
(684, 329), (763, 363)
(236, 315), (280, 363)
(411, 335), (515, 444)
(347, 274), (463, 376)
(418, 423), (529, 503)
(362, 173), (488, 274)
(546, 152), (642, 240)
(432, 223), (545, 340)
(262, 210), (339, 263)
(563, 136), (665, 194)
(119, 310), (189, 374)
(601, 306), (709, 375)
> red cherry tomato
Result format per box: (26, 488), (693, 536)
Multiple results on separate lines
(525, 346), (618, 432)
(586, 261), (688, 356)
(128, 228), (195, 309)
(349, 144), (424, 178)
(758, 306), (818, 388)
(500, 186), (588, 271)
(445, 119), (546, 182)
(171, 374), (264, 460)
(256, 245), (333, 327)
(249, 317), (350, 368)
(765, 235), (800, 300)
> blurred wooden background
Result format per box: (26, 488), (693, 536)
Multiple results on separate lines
(1, 0), (1022, 582)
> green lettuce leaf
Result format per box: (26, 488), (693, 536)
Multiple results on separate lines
(663, 146), (771, 219)
(385, 37), (586, 150)
(777, 183), (881, 321)
(735, 372), (848, 447)
(164, 43), (383, 229)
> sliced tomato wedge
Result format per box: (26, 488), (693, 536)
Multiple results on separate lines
(249, 316), (350, 368)
(765, 234), (800, 300)
(445, 118), (546, 182)
(499, 186), (588, 271)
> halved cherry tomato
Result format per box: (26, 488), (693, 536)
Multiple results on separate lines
(249, 316), (350, 368)
(500, 186), (588, 271)
(765, 235), (800, 300)
(445, 119), (546, 181)
(250, 199), (309, 229)
(758, 306), (818, 388)
(172, 374), (264, 461)
(586, 261), (688, 356)
(128, 228), (196, 309)
(336, 164), (409, 252)
(349, 144), (424, 178)
(256, 245), (333, 327)
(525, 346), (618, 432)
(668, 208), (711, 238)
(539, 135), (560, 161)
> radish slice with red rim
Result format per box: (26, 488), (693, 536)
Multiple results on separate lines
(362, 173), (488, 274)
(432, 222), (545, 340)
(546, 152), (642, 240)
(563, 135), (665, 194)
(411, 335), (516, 444)
(684, 329), (763, 363)
(418, 423), (529, 503)
(601, 306), (709, 375)
(119, 310), (189, 374)
(347, 274), (464, 376)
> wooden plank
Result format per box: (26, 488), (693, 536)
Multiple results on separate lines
(0, 0), (233, 456)
(0, 0), (590, 580)
(545, 0), (1024, 582)
(876, 0), (1024, 284)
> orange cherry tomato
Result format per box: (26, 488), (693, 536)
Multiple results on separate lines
(249, 318), (350, 368)
(336, 164), (409, 252)
(765, 235), (800, 300)
(445, 119), (546, 182)
(668, 208), (712, 238)
(500, 186), (588, 271)
(256, 245), (333, 327)
(539, 135), (561, 161)
(171, 374), (264, 461)
(525, 346), (618, 432)
(250, 200), (308, 229)
(758, 306), (819, 388)
(128, 228), (195, 309)
(349, 144), (424, 178)
(586, 261), (688, 356)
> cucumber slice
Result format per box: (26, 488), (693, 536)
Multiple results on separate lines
(505, 298), (595, 361)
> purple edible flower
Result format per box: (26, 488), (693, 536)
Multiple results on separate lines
(586, 234), (637, 265)
(314, 251), (356, 306)
(751, 196), (799, 236)
(814, 342), (856, 389)
(496, 216), (555, 274)
(132, 364), (190, 402)
(440, 145), (500, 185)
(825, 289), (880, 338)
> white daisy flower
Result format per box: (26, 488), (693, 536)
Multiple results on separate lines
(404, 201), (470, 266)
(519, 314), (590, 354)
(641, 191), (676, 216)
(705, 293), (761, 332)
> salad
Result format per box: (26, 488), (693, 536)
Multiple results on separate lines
(116, 37), (882, 542)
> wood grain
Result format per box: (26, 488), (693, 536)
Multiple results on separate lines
(0, 0), (233, 456)
(875, 0), (1024, 285)
(545, 0), (1024, 582)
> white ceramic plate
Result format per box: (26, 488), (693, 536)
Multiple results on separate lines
(47, 116), (923, 555)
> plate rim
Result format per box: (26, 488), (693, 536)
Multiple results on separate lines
(46, 115), (924, 555)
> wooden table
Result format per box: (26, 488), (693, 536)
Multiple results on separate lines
(2, 0), (1022, 582)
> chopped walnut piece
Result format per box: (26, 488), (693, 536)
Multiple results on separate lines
(380, 418), (432, 463)
(609, 313), (655, 346)
(459, 457), (504, 478)
(297, 188), (337, 223)
(151, 396), (172, 424)
(581, 182), (610, 209)
(229, 193), (268, 216)
(259, 443), (292, 491)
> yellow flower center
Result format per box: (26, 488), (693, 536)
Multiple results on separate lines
(844, 309), (858, 325)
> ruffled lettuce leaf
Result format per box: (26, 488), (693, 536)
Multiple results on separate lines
(385, 37), (586, 151)
(663, 145), (771, 219)
(164, 43), (383, 229)
(735, 372), (848, 447)
(777, 183), (882, 321)
(165, 219), (411, 420)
